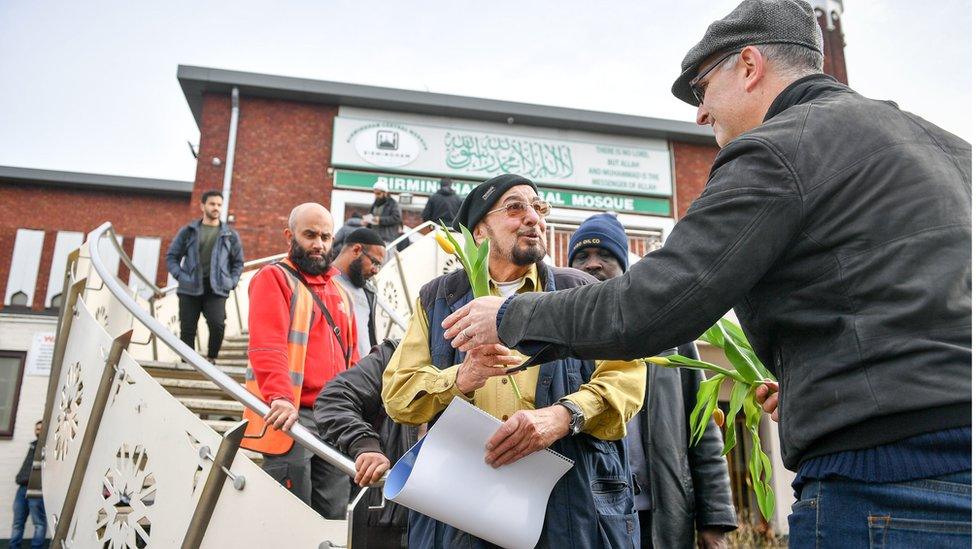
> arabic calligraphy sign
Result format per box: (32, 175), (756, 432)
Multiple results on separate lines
(331, 112), (672, 197)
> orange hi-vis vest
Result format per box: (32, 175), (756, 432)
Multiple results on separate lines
(241, 259), (353, 455)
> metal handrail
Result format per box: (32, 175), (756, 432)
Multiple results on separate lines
(102, 226), (166, 298)
(385, 220), (437, 251)
(86, 222), (360, 479)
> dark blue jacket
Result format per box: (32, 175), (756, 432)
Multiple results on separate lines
(166, 219), (244, 297)
(414, 263), (639, 548)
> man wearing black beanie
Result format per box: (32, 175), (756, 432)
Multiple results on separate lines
(383, 173), (646, 547)
(333, 227), (387, 358)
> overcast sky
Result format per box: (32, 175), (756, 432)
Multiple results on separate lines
(0, 1), (970, 182)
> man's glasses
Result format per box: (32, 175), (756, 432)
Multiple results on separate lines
(360, 250), (384, 268)
(485, 199), (552, 219)
(689, 50), (741, 105)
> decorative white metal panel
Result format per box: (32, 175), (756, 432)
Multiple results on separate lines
(42, 295), (115, 531)
(65, 351), (221, 548)
(151, 295), (182, 364)
(372, 232), (461, 340)
(199, 450), (348, 548)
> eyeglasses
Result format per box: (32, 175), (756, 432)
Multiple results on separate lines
(689, 50), (741, 105)
(485, 199), (552, 219)
(359, 250), (384, 268)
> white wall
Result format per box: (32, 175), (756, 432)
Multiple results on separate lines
(0, 313), (57, 541)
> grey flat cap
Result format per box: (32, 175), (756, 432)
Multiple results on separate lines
(672, 0), (823, 106)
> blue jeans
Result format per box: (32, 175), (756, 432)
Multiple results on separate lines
(789, 470), (971, 548)
(10, 484), (47, 548)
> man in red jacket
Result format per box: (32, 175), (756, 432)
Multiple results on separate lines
(247, 202), (360, 519)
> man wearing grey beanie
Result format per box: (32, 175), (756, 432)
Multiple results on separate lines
(443, 1), (971, 547)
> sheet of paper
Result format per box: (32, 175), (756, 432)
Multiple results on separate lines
(384, 397), (574, 549)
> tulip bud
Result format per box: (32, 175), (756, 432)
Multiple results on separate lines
(713, 408), (725, 428)
(435, 232), (456, 255)
(646, 356), (671, 365)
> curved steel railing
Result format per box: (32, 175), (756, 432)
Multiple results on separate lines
(87, 222), (359, 478)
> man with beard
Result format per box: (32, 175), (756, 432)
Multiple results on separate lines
(382, 174), (646, 547)
(166, 189), (244, 361)
(364, 181), (402, 244)
(244, 202), (360, 518)
(333, 227), (387, 358)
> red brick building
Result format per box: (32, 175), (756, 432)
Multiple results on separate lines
(0, 68), (727, 315)
(178, 65), (720, 266)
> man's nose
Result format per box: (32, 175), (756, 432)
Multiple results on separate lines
(696, 103), (710, 126)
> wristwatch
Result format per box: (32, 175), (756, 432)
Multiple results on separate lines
(556, 398), (585, 436)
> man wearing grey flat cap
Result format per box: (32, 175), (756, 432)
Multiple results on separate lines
(442, 1), (972, 546)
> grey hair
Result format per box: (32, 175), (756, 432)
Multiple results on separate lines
(720, 43), (824, 79)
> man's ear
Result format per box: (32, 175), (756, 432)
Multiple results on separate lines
(741, 45), (766, 93)
(284, 227), (293, 245)
(473, 222), (488, 243)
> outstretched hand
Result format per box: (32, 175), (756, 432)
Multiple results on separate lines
(442, 296), (506, 352)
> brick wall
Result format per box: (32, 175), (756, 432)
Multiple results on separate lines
(672, 141), (719, 219)
(194, 93), (339, 260)
(0, 182), (189, 311)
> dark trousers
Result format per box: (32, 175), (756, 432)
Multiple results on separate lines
(261, 408), (351, 519)
(178, 285), (227, 359)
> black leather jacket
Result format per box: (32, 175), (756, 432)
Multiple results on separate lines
(637, 344), (737, 547)
(313, 339), (415, 540)
(499, 75), (972, 470)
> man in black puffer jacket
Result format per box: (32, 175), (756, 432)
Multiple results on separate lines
(314, 339), (416, 549)
(442, 2), (971, 547)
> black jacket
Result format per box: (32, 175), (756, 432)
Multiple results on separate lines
(638, 343), (737, 547)
(498, 75), (971, 470)
(422, 187), (462, 226)
(313, 339), (415, 536)
(15, 440), (36, 486)
(368, 197), (403, 243)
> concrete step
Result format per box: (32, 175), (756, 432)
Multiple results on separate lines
(178, 397), (244, 416)
(158, 378), (239, 399)
(141, 360), (246, 382)
(220, 340), (250, 351)
(214, 357), (249, 368)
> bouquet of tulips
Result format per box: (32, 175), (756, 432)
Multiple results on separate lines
(435, 223), (525, 404)
(647, 318), (777, 520)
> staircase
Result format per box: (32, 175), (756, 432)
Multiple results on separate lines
(141, 333), (263, 464)
(36, 221), (450, 548)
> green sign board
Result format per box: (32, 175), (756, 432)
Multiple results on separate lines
(333, 170), (671, 217)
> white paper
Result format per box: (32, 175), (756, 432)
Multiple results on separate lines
(25, 331), (55, 376)
(384, 397), (574, 549)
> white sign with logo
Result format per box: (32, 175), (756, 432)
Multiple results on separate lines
(26, 331), (56, 376)
(332, 108), (673, 197)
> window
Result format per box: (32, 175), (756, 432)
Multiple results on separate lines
(0, 351), (27, 438)
(4, 229), (46, 307)
(45, 231), (84, 308)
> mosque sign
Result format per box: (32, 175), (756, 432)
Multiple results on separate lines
(332, 110), (673, 198)
(333, 170), (672, 216)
